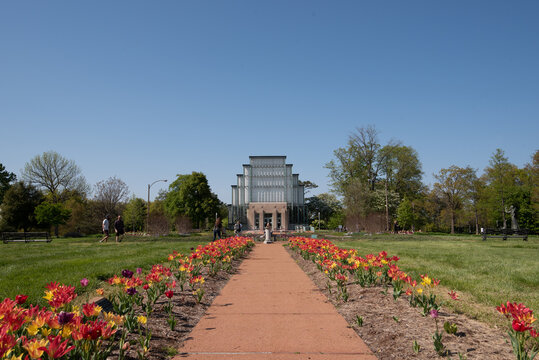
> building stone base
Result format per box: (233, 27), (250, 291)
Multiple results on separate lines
(247, 202), (288, 230)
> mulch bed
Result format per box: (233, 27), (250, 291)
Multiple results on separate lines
(286, 245), (514, 359)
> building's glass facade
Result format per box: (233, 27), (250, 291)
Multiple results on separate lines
(229, 156), (306, 230)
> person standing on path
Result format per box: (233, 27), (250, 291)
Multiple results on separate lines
(100, 215), (110, 243)
(114, 215), (125, 243)
(233, 220), (242, 236)
(213, 217), (222, 241)
(264, 222), (272, 243)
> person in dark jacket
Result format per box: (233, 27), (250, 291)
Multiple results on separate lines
(213, 217), (222, 241)
(114, 215), (125, 243)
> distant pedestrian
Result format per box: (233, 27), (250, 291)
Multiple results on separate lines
(100, 215), (110, 243)
(234, 220), (242, 236)
(213, 217), (222, 241)
(264, 222), (272, 244)
(114, 215), (125, 243)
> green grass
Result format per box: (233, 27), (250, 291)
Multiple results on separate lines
(324, 233), (539, 326)
(0, 234), (211, 306)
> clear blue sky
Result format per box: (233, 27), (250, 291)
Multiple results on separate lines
(1, 1), (538, 203)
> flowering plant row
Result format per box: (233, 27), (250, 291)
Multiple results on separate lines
(288, 236), (444, 314)
(0, 236), (254, 360)
(288, 236), (539, 359)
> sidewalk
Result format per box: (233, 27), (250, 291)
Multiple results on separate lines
(175, 243), (376, 360)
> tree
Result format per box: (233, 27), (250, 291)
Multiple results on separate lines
(433, 166), (476, 234)
(327, 211), (345, 230)
(123, 197), (147, 232)
(0, 182), (43, 232)
(326, 126), (386, 194)
(483, 149), (517, 229)
(164, 172), (221, 229)
(93, 177), (130, 217)
(22, 151), (88, 203)
(467, 175), (487, 234)
(0, 163), (16, 204)
(35, 202), (71, 236)
(298, 180), (318, 194)
(306, 193), (342, 223)
(396, 198), (417, 231)
(378, 145), (422, 230)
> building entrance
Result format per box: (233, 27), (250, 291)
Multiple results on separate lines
(263, 214), (273, 228)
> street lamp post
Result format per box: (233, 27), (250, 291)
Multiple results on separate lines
(147, 179), (167, 233)
(318, 211), (320, 231)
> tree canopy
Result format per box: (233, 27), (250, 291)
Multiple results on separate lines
(164, 172), (221, 229)
(22, 151), (88, 203)
(93, 176), (130, 217)
(35, 202), (71, 236)
(0, 182), (43, 232)
(0, 163), (16, 204)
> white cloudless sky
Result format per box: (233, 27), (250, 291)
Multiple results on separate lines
(1, 1), (538, 203)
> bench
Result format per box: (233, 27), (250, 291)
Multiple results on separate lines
(2, 232), (52, 243)
(481, 228), (528, 241)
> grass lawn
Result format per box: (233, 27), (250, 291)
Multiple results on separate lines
(0, 233), (212, 306)
(325, 232), (539, 326)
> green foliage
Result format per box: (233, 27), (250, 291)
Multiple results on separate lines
(480, 149), (538, 232)
(164, 172), (221, 229)
(0, 163), (16, 204)
(327, 211), (345, 230)
(444, 321), (458, 335)
(396, 198), (419, 230)
(412, 340), (421, 353)
(35, 202), (71, 230)
(0, 181), (43, 231)
(124, 197), (147, 232)
(306, 193), (342, 223)
(310, 219), (326, 229)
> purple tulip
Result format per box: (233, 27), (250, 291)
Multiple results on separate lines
(58, 311), (74, 325)
(126, 287), (138, 296)
(80, 278), (89, 287)
(122, 269), (134, 279)
(430, 309), (439, 319)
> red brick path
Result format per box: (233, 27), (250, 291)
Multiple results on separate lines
(175, 243), (376, 360)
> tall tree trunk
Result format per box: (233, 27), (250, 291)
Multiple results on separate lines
(474, 208), (479, 235)
(411, 201), (415, 232)
(450, 208), (455, 234)
(501, 188), (507, 229)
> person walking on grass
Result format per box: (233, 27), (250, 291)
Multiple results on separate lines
(114, 215), (125, 243)
(213, 217), (222, 241)
(100, 215), (110, 243)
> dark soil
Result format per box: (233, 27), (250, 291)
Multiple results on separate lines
(286, 246), (514, 360)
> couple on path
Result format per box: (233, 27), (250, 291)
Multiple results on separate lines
(100, 215), (124, 243)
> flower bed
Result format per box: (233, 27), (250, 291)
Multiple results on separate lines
(288, 236), (537, 359)
(0, 236), (254, 360)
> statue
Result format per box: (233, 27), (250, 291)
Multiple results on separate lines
(505, 205), (519, 231)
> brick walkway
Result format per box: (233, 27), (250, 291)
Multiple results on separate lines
(175, 243), (376, 360)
